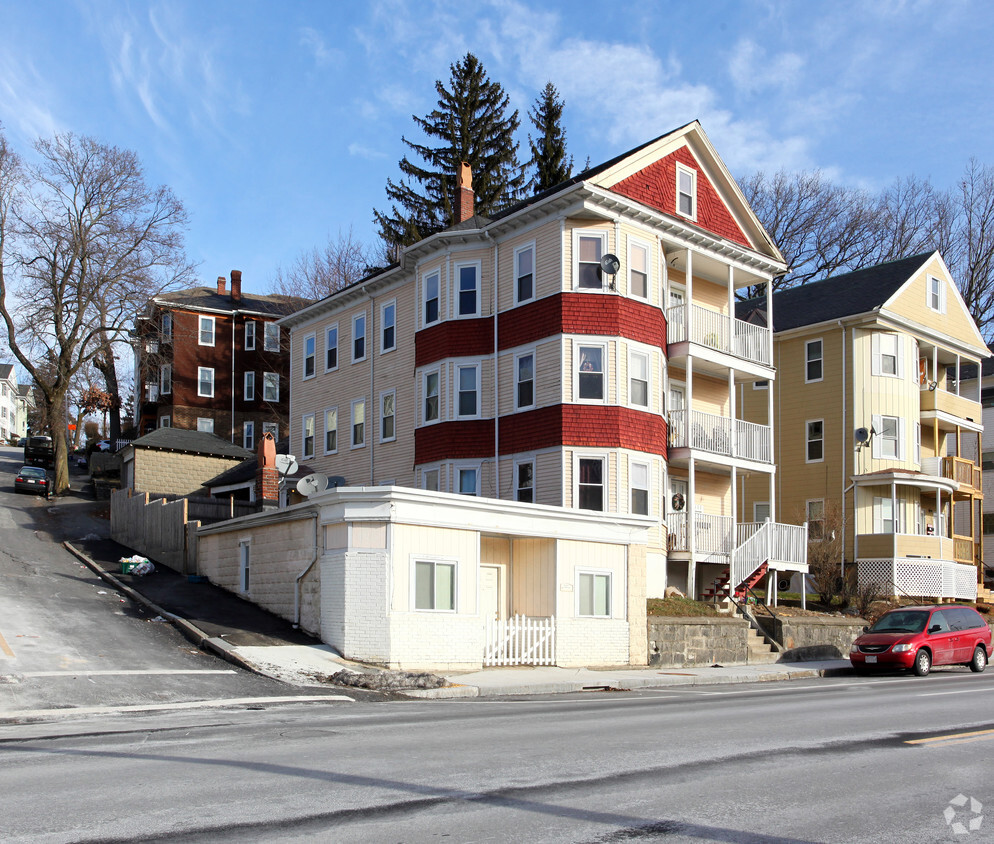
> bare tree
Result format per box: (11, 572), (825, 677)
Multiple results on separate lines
(0, 128), (191, 493)
(270, 227), (374, 301)
(949, 159), (994, 337)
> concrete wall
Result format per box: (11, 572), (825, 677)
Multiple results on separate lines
(756, 616), (867, 661)
(134, 449), (244, 497)
(647, 616), (750, 667)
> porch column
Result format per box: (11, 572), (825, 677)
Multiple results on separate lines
(891, 479), (898, 559)
(728, 368), (736, 458)
(685, 249), (694, 342)
(688, 455), (697, 598)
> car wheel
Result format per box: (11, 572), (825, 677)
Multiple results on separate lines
(970, 646), (987, 673)
(913, 649), (932, 676)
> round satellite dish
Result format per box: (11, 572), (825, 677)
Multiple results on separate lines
(854, 427), (870, 444)
(296, 472), (329, 497)
(275, 454), (299, 476)
(600, 253), (621, 275)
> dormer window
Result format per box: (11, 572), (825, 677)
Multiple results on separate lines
(676, 163), (696, 219)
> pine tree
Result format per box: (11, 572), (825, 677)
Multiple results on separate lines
(527, 82), (573, 194)
(374, 54), (524, 249)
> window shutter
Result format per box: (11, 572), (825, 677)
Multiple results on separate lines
(871, 333), (881, 376)
(896, 335), (904, 379)
(897, 416), (906, 460)
(871, 414), (882, 459)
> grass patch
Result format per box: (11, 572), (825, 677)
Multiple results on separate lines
(646, 596), (721, 617)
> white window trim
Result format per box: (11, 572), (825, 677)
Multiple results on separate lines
(263, 322), (280, 353)
(197, 417), (214, 433)
(455, 363), (481, 420)
(629, 347), (650, 409)
(302, 413), (315, 460)
(380, 389), (397, 443)
(753, 501), (771, 522)
(421, 465), (441, 492)
(676, 162), (697, 221)
(805, 338), (824, 384)
(627, 236), (651, 301)
(514, 241), (536, 306)
(158, 415), (171, 428)
(514, 456), (535, 503)
(324, 406), (338, 455)
(352, 312), (367, 363)
(262, 422), (279, 440)
(573, 229), (609, 292)
(244, 320), (255, 350)
(455, 463), (481, 496)
(927, 275), (946, 314)
(576, 568), (613, 618)
(239, 540), (251, 594)
(575, 453), (608, 512)
(423, 267), (442, 328)
(454, 260), (482, 319)
(411, 556), (458, 613)
(514, 350), (536, 411)
(262, 371), (279, 403)
(915, 422), (921, 466)
(805, 418), (824, 464)
(303, 332), (316, 380)
(871, 332), (904, 379)
(161, 313), (172, 343)
(753, 379), (769, 390)
(351, 398), (366, 449)
(806, 499), (826, 537)
(325, 323), (339, 372)
(629, 458), (651, 516)
(873, 496), (903, 534)
(244, 371), (255, 401)
(872, 414), (904, 460)
(243, 420), (255, 451)
(199, 315), (215, 347)
(380, 299), (397, 354)
(198, 366), (215, 398)
(422, 368), (441, 425)
(575, 341), (608, 404)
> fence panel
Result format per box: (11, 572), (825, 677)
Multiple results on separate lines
(484, 615), (556, 666)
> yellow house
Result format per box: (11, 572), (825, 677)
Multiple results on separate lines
(740, 252), (991, 601)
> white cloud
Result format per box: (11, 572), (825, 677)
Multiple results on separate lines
(348, 142), (388, 160)
(728, 39), (804, 96)
(0, 52), (62, 142)
(300, 27), (342, 68)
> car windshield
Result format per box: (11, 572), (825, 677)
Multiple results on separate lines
(868, 610), (929, 634)
(18, 467), (46, 478)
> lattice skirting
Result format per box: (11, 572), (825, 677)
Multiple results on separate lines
(857, 558), (977, 601)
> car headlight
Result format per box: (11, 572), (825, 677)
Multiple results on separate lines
(850, 643), (859, 653)
(892, 643), (913, 653)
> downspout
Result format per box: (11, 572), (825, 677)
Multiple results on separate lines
(839, 320), (847, 575)
(485, 230), (498, 498)
(362, 285), (375, 484)
(231, 312), (237, 443)
(294, 510), (320, 628)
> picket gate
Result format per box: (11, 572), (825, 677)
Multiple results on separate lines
(483, 615), (556, 666)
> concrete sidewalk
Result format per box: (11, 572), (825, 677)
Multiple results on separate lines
(66, 538), (853, 699)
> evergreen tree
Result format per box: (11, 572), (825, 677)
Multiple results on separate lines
(374, 53), (524, 249)
(527, 82), (573, 194)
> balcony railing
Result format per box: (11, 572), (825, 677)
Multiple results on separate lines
(667, 409), (772, 463)
(920, 455), (981, 491)
(666, 303), (772, 367)
(857, 558), (977, 601)
(665, 511), (734, 556)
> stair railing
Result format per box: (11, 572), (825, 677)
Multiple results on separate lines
(727, 587), (786, 653)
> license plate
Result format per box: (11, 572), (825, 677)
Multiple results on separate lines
(25, 479), (36, 484)
(865, 655), (877, 663)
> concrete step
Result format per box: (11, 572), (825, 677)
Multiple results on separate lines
(745, 626), (779, 664)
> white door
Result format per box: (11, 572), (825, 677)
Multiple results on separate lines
(668, 384), (686, 446)
(480, 565), (500, 624)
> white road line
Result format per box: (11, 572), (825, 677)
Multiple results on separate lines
(917, 687), (994, 697)
(19, 670), (239, 677)
(0, 695), (353, 720)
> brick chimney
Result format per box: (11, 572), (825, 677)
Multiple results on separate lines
(456, 161), (473, 224)
(216, 275), (226, 295)
(230, 270), (242, 302)
(254, 432), (279, 508)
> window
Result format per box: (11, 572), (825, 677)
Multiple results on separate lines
(516, 353), (534, 410)
(807, 499), (825, 539)
(325, 325), (338, 371)
(578, 457), (605, 511)
(629, 239), (649, 299)
(676, 163), (696, 218)
(423, 469), (439, 491)
(872, 332), (902, 377)
(456, 262), (479, 317)
(515, 243), (534, 304)
(928, 276), (945, 313)
(630, 350), (649, 408)
(243, 421), (255, 451)
(578, 571), (611, 617)
(161, 313), (172, 342)
(197, 417), (214, 433)
(324, 408), (338, 453)
(754, 502), (771, 522)
(262, 422), (278, 439)
(457, 467), (478, 496)
(303, 334), (316, 378)
(516, 460), (534, 503)
(424, 370), (440, 422)
(874, 497), (900, 534)
(806, 419), (824, 462)
(630, 461), (649, 515)
(457, 365), (478, 418)
(424, 270), (440, 326)
(576, 231), (606, 289)
(199, 316), (215, 346)
(381, 301), (396, 352)
(244, 320), (255, 350)
(352, 313), (366, 362)
(159, 364), (171, 394)
(878, 415), (900, 459)
(263, 372), (279, 402)
(351, 399), (365, 447)
(239, 541), (250, 594)
(198, 367), (214, 398)
(414, 560), (455, 611)
(380, 391), (396, 442)
(578, 345), (604, 401)
(915, 422), (921, 465)
(264, 322), (280, 352)
(244, 371), (255, 401)
(159, 415), (171, 428)
(805, 339), (823, 383)
(302, 414), (315, 459)
(753, 380), (769, 390)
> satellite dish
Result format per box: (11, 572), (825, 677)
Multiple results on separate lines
(275, 454), (298, 476)
(599, 253), (621, 275)
(296, 472), (329, 497)
(854, 427), (870, 444)
(328, 476), (347, 489)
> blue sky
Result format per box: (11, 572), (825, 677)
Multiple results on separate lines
(2, 0), (992, 294)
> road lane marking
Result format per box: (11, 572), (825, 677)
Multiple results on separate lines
(20, 670), (238, 677)
(907, 728), (994, 748)
(916, 687), (994, 697)
(0, 631), (14, 659)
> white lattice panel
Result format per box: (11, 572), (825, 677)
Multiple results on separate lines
(955, 565), (979, 601)
(858, 558), (978, 600)
(857, 559), (894, 595)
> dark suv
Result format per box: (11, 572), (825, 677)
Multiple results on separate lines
(850, 605), (991, 676)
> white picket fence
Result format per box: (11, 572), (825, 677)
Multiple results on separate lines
(484, 615), (556, 666)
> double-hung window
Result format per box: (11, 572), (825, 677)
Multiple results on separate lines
(303, 334), (316, 379)
(352, 313), (366, 362)
(876, 415), (901, 459)
(578, 571), (611, 617)
(325, 325), (338, 371)
(161, 313), (172, 343)
(197, 417), (214, 433)
(874, 497), (900, 534)
(302, 414), (315, 459)
(806, 419), (824, 462)
(159, 364), (172, 394)
(515, 243), (534, 304)
(264, 322), (280, 352)
(629, 239), (649, 299)
(380, 391), (396, 442)
(351, 399), (365, 447)
(457, 365), (478, 418)
(457, 467), (478, 496)
(805, 339), (823, 382)
(807, 499), (825, 539)
(243, 420), (255, 451)
(424, 370), (440, 423)
(576, 232), (606, 290)
(578, 345), (604, 401)
(262, 422), (278, 439)
(263, 372), (279, 402)
(630, 461), (649, 515)
(928, 276), (945, 313)
(630, 350), (649, 408)
(199, 316), (215, 347)
(414, 560), (455, 611)
(198, 367), (214, 398)
(516, 460), (534, 503)
(244, 371), (255, 401)
(381, 301), (396, 352)
(456, 263), (479, 317)
(676, 164), (696, 219)
(424, 270), (440, 326)
(516, 353), (534, 410)
(578, 457), (605, 511)
(244, 320), (255, 350)
(872, 333), (901, 377)
(324, 408), (338, 453)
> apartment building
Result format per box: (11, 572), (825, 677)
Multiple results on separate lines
(282, 121), (807, 602)
(133, 272), (310, 447)
(0, 364), (19, 442)
(739, 252), (990, 601)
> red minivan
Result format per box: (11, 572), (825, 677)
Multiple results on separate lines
(850, 605), (991, 676)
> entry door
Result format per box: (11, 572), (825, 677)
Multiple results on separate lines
(480, 565), (500, 624)
(668, 384), (686, 446)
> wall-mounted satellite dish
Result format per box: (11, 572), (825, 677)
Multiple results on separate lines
(275, 454), (298, 477)
(296, 472), (329, 497)
(600, 253), (621, 276)
(328, 476), (347, 489)
(854, 427), (870, 444)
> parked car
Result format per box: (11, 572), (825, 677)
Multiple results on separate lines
(17, 437), (26, 448)
(24, 435), (54, 469)
(14, 465), (51, 496)
(850, 605), (991, 676)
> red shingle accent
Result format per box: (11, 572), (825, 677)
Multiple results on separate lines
(610, 146), (749, 247)
(499, 405), (667, 456)
(415, 317), (494, 368)
(415, 419), (496, 463)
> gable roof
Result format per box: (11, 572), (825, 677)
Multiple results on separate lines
(205, 438), (312, 488)
(153, 286), (311, 317)
(0, 363), (14, 380)
(129, 427), (252, 459)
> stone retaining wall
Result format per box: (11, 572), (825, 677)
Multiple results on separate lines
(754, 615), (866, 661)
(647, 616), (750, 667)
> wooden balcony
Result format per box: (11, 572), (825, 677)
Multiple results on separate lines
(666, 303), (772, 367)
(921, 455), (982, 492)
(920, 387), (981, 428)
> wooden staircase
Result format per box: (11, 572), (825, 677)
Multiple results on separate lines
(703, 561), (769, 601)
(978, 584), (994, 604)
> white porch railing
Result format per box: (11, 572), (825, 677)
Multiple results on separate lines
(484, 615), (556, 666)
(668, 409), (772, 463)
(666, 302), (772, 366)
(731, 521), (809, 594)
(665, 512), (734, 556)
(857, 558), (978, 601)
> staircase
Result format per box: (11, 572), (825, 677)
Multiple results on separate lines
(745, 625), (780, 664)
(978, 584), (994, 604)
(703, 561), (769, 601)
